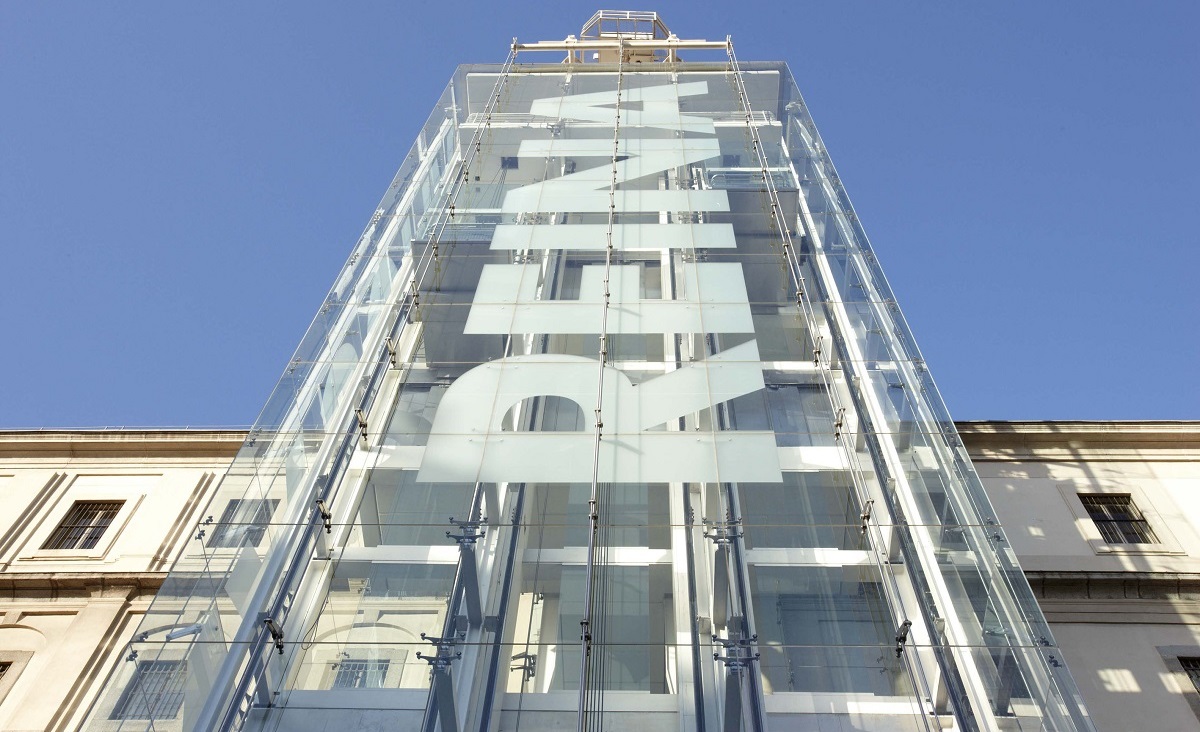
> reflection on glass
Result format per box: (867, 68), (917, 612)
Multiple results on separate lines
(293, 563), (456, 692)
(751, 566), (911, 696)
(88, 51), (1092, 732)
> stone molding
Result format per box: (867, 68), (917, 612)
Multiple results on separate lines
(0, 430), (246, 459)
(1025, 570), (1200, 601)
(956, 420), (1200, 461)
(0, 572), (168, 601)
(3, 422), (1196, 461)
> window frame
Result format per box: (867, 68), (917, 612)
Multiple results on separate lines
(330, 658), (392, 689)
(20, 476), (148, 561)
(1180, 657), (1200, 693)
(40, 500), (126, 551)
(1077, 494), (1157, 544)
(0, 651), (33, 705)
(1059, 482), (1184, 556)
(109, 658), (187, 720)
(1158, 647), (1200, 723)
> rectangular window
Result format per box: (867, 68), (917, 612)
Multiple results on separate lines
(333, 659), (389, 689)
(41, 500), (124, 550)
(500, 156), (519, 170)
(1080, 494), (1157, 544)
(1181, 657), (1200, 693)
(0, 651), (32, 705)
(207, 498), (279, 549)
(110, 660), (186, 720)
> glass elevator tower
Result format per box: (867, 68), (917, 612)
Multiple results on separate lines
(86, 11), (1095, 732)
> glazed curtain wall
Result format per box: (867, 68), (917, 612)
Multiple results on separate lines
(84, 61), (1093, 732)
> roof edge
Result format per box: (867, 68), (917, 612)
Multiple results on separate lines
(0, 429), (247, 459)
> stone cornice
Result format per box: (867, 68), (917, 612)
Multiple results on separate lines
(0, 430), (247, 459)
(1, 422), (1196, 461)
(955, 420), (1200, 461)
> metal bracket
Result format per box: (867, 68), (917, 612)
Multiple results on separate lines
(354, 408), (368, 445)
(860, 498), (874, 536)
(712, 627), (760, 669)
(314, 499), (332, 535)
(418, 632), (463, 732)
(263, 617), (285, 655)
(447, 516), (488, 627)
(445, 516), (487, 545)
(895, 619), (912, 658)
(701, 516), (743, 545)
(416, 631), (464, 671)
(713, 629), (760, 732)
(510, 651), (537, 682)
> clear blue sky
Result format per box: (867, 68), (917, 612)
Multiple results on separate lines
(1, 1), (1197, 427)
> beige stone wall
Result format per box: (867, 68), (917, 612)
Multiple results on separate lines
(0, 432), (240, 732)
(1, 424), (1198, 731)
(962, 421), (1200, 732)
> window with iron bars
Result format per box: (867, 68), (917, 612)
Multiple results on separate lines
(41, 500), (124, 551)
(1079, 494), (1158, 544)
(110, 660), (186, 719)
(332, 659), (390, 689)
(1181, 658), (1200, 693)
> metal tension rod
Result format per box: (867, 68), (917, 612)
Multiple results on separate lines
(577, 39), (625, 732)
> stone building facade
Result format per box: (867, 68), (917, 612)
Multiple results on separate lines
(1, 423), (1198, 730)
(0, 431), (242, 732)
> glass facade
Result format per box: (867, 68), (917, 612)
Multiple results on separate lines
(85, 17), (1095, 732)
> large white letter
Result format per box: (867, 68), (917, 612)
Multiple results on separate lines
(465, 262), (754, 335)
(416, 342), (781, 484)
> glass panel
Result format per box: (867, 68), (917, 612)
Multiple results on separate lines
(87, 52), (1092, 732)
(751, 566), (911, 696)
(740, 472), (862, 549)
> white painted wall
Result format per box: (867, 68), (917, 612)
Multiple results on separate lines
(966, 422), (1200, 732)
(1055, 623), (1200, 732)
(977, 458), (1200, 574)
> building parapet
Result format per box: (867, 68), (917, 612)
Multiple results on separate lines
(0, 429), (246, 459)
(957, 420), (1200, 461)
